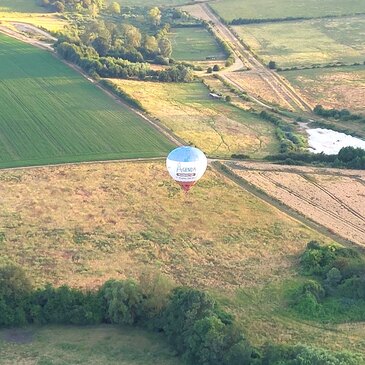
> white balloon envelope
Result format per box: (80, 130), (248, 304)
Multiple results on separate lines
(166, 146), (207, 192)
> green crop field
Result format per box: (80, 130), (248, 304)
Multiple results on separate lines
(210, 0), (365, 22)
(111, 79), (280, 158)
(0, 34), (174, 168)
(0, 0), (41, 13)
(169, 27), (226, 61)
(0, 325), (182, 365)
(233, 16), (365, 67)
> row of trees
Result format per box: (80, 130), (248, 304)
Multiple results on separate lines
(313, 105), (365, 124)
(56, 41), (194, 82)
(39, 0), (105, 14)
(265, 146), (365, 169)
(0, 265), (361, 365)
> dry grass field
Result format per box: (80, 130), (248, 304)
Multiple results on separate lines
(0, 161), (330, 290)
(227, 161), (365, 247)
(225, 71), (296, 109)
(284, 66), (365, 114)
(1, 161), (365, 353)
(109, 80), (280, 158)
(233, 16), (365, 67)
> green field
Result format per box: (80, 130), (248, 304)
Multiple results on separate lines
(169, 27), (226, 61)
(211, 0), (365, 22)
(0, 34), (174, 168)
(0, 0), (42, 13)
(0, 325), (182, 365)
(233, 16), (365, 67)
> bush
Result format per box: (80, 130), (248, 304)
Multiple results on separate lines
(100, 279), (144, 325)
(262, 343), (363, 365)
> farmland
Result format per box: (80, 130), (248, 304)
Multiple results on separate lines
(169, 26), (225, 62)
(109, 80), (280, 158)
(0, 325), (181, 365)
(0, 0), (41, 13)
(0, 0), (65, 31)
(226, 161), (365, 247)
(284, 65), (365, 114)
(1, 161), (365, 354)
(0, 34), (173, 168)
(210, 0), (365, 22)
(233, 15), (365, 67)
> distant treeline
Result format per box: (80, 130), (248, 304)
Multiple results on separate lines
(56, 42), (194, 82)
(229, 12), (365, 25)
(0, 265), (362, 365)
(39, 0), (105, 13)
(313, 105), (365, 124)
(265, 146), (365, 169)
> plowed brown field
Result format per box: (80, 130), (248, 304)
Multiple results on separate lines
(228, 161), (365, 247)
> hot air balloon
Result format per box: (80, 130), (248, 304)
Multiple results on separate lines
(166, 146), (207, 192)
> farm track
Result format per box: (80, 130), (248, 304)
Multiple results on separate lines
(195, 3), (313, 112)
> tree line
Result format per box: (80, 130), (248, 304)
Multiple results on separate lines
(39, 0), (105, 14)
(313, 105), (365, 124)
(265, 146), (365, 169)
(0, 265), (362, 364)
(56, 41), (194, 82)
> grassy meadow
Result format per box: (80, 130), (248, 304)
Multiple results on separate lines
(284, 65), (365, 115)
(0, 161), (364, 353)
(0, 0), (41, 13)
(210, 0), (365, 22)
(0, 34), (173, 168)
(0, 325), (181, 365)
(0, 0), (65, 31)
(233, 15), (365, 67)
(169, 26), (225, 61)
(109, 80), (280, 158)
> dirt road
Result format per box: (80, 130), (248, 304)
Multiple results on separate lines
(190, 3), (313, 112)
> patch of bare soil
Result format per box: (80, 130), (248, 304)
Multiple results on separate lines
(3, 329), (34, 344)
